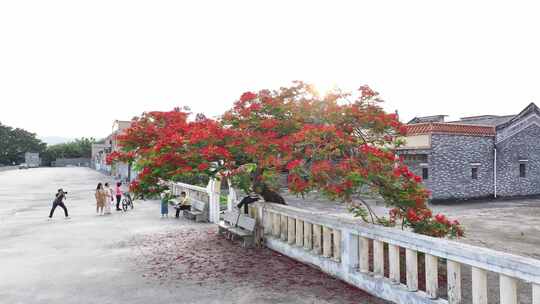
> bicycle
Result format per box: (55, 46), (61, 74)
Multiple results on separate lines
(121, 193), (134, 211)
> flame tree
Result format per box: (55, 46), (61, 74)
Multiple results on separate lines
(109, 82), (463, 237)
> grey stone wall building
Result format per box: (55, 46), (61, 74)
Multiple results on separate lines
(399, 103), (540, 201)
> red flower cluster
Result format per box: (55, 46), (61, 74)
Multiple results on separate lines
(240, 91), (257, 102)
(359, 85), (377, 99)
(286, 159), (302, 170)
(106, 151), (134, 165)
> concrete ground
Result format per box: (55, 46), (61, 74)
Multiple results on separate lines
(433, 199), (540, 259)
(0, 168), (385, 304)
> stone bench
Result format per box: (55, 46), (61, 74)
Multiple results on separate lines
(218, 210), (256, 248)
(182, 200), (208, 222)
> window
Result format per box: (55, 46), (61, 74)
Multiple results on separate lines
(402, 154), (428, 163)
(422, 168), (429, 180)
(471, 167), (478, 179)
(520, 163), (526, 178)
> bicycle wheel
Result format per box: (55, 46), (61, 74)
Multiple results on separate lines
(122, 199), (128, 212)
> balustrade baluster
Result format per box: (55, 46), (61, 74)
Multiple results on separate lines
(287, 217), (296, 245)
(471, 267), (487, 304)
(272, 212), (280, 238)
(261, 210), (268, 235)
(312, 224), (323, 255)
(373, 240), (384, 276)
(323, 226), (332, 258)
(500, 274), (518, 304)
(346, 233), (359, 271)
(333, 229), (341, 261)
(358, 236), (369, 273)
(280, 214), (288, 241)
(295, 219), (303, 247)
(388, 244), (400, 284)
(425, 254), (438, 299)
(533, 284), (539, 304)
(447, 260), (462, 304)
(406, 248), (418, 291)
(303, 221), (312, 250)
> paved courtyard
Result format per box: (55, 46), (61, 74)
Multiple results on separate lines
(0, 168), (385, 304)
(1, 167), (538, 304)
(432, 199), (540, 259)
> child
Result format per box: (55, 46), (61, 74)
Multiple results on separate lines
(174, 191), (191, 218)
(115, 182), (123, 211)
(160, 189), (170, 218)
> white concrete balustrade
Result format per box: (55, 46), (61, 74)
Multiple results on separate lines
(256, 202), (540, 304)
(168, 179), (220, 223)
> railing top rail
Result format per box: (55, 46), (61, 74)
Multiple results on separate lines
(170, 181), (208, 193)
(260, 202), (540, 284)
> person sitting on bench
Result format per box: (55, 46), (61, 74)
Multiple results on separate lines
(236, 192), (260, 214)
(173, 191), (190, 218)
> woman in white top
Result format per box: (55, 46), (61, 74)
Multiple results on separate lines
(103, 183), (113, 214)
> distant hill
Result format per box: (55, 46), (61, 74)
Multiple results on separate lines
(39, 136), (74, 145)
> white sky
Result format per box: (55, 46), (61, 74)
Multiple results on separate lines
(1, 1), (539, 139)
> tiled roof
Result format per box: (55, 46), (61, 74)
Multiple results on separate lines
(406, 123), (495, 137)
(408, 115), (447, 124)
(447, 115), (514, 127)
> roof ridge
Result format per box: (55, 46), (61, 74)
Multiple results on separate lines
(406, 122), (495, 137)
(408, 122), (495, 128)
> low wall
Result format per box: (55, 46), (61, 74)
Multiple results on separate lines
(0, 166), (18, 172)
(254, 202), (540, 304)
(52, 158), (91, 167)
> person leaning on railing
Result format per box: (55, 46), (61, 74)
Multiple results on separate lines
(173, 191), (190, 218)
(236, 192), (260, 214)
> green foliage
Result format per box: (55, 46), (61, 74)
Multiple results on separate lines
(231, 163), (258, 193)
(161, 190), (174, 203)
(41, 137), (96, 166)
(0, 122), (46, 165)
(348, 205), (369, 222)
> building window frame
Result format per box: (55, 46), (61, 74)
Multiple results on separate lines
(471, 167), (478, 180)
(422, 167), (429, 180)
(519, 162), (527, 178)
(402, 154), (429, 164)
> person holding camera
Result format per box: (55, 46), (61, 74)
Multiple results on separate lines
(48, 188), (69, 219)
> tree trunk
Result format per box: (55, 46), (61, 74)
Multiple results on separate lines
(253, 181), (287, 205)
(127, 161), (132, 182)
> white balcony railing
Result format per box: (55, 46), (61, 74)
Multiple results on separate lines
(253, 202), (540, 304)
